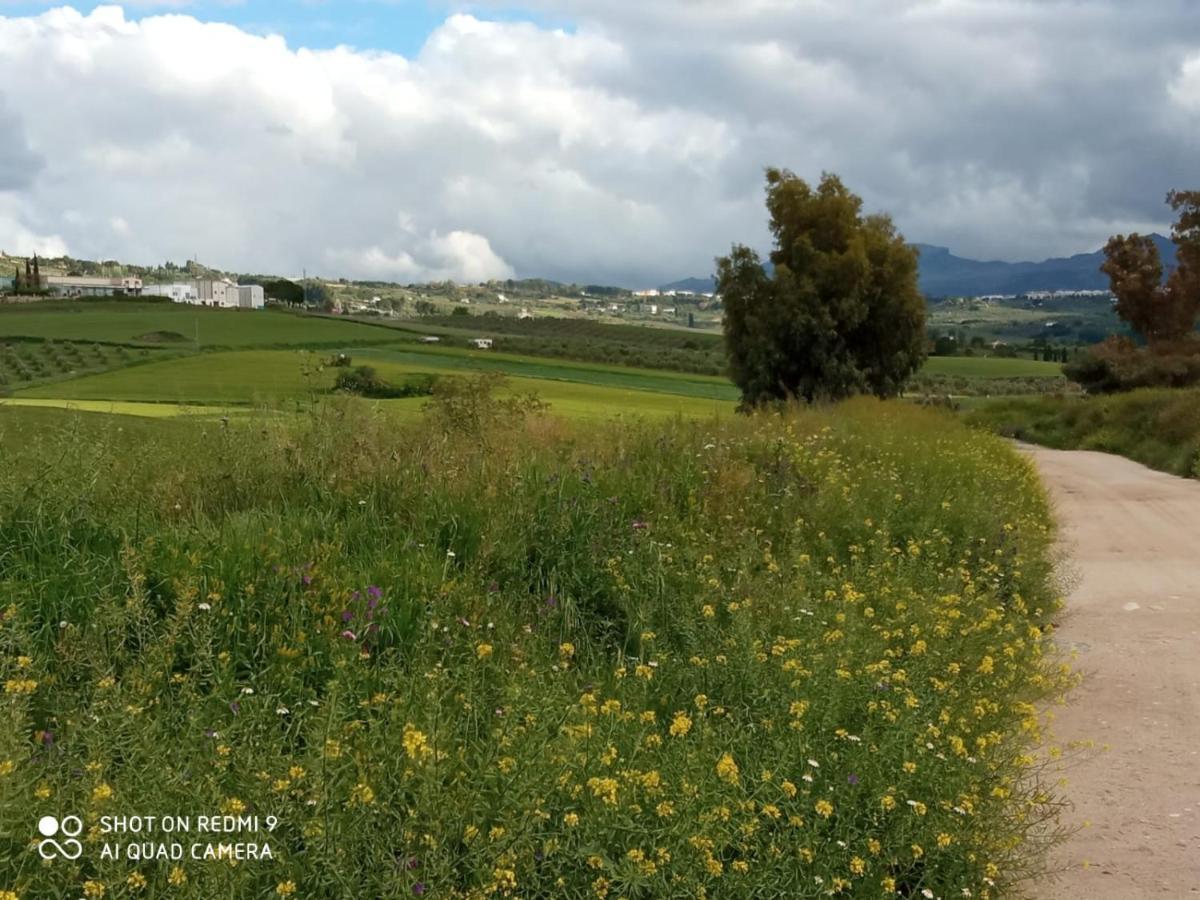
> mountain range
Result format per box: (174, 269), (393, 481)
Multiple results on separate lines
(659, 234), (1177, 298)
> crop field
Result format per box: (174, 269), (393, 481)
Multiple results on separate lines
(0, 339), (172, 391)
(14, 349), (736, 421)
(0, 302), (400, 349)
(346, 314), (728, 374)
(920, 357), (1063, 378)
(0, 397), (1071, 898)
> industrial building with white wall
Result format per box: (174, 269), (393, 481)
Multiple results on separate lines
(142, 279), (264, 309)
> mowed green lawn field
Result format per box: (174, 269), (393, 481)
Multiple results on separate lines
(14, 350), (735, 420)
(0, 301), (399, 347)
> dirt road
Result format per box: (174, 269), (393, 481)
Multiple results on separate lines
(1022, 445), (1200, 898)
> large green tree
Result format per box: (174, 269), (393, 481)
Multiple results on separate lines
(1100, 190), (1200, 346)
(717, 169), (926, 406)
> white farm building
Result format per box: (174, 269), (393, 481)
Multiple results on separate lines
(143, 279), (264, 309)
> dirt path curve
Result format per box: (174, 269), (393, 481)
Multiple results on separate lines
(1021, 444), (1200, 898)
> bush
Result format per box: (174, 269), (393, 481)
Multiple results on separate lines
(1065, 336), (1200, 393)
(423, 372), (547, 437)
(334, 365), (437, 399)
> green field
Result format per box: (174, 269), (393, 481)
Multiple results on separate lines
(921, 356), (1064, 378)
(1, 303), (1077, 427)
(16, 350), (734, 420)
(0, 301), (400, 348)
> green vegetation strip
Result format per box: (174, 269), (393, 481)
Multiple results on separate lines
(354, 346), (741, 400)
(0, 302), (404, 348)
(17, 350), (734, 421)
(0, 399), (1070, 896)
(968, 388), (1200, 478)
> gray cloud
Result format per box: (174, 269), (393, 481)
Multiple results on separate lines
(0, 92), (42, 192)
(0, 2), (1197, 283)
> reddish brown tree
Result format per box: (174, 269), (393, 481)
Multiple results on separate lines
(1101, 191), (1200, 346)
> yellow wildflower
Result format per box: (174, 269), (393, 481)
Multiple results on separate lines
(402, 724), (432, 760)
(669, 711), (693, 737)
(716, 753), (740, 785)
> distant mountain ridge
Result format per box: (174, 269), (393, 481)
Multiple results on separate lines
(660, 234), (1177, 298)
(658, 276), (718, 294)
(913, 234), (1174, 297)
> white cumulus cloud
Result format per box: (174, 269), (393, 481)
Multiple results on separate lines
(0, 2), (1196, 285)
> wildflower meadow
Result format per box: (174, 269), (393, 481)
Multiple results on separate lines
(0, 398), (1073, 898)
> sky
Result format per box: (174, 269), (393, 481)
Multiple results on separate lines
(0, 1), (1197, 286)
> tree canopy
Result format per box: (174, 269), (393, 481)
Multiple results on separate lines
(1101, 190), (1200, 345)
(717, 169), (926, 406)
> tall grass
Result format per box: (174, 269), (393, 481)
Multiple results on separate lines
(968, 388), (1200, 477)
(0, 399), (1071, 898)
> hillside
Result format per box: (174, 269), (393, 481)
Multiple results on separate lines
(914, 234), (1175, 298)
(659, 234), (1178, 299)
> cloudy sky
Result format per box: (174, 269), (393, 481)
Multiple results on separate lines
(0, 1), (1197, 286)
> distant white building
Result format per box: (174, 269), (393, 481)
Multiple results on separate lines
(46, 275), (142, 297)
(145, 279), (264, 309)
(517, 308), (533, 320)
(420, 336), (441, 343)
(470, 338), (494, 350)
(143, 282), (198, 303)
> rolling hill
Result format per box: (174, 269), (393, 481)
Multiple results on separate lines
(661, 233), (1178, 299)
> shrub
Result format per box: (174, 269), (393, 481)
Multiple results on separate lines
(423, 372), (547, 437)
(334, 365), (438, 399)
(1065, 335), (1200, 393)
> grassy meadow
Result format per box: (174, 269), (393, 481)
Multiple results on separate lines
(968, 388), (1200, 477)
(0, 302), (401, 349)
(0, 395), (1073, 899)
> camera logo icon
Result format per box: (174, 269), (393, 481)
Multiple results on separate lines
(37, 815), (84, 860)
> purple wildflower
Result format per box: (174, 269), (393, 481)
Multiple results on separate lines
(412, 884), (426, 896)
(367, 585), (383, 600)
(341, 610), (354, 623)
(545, 595), (558, 608)
(847, 774), (860, 786)
(229, 701), (240, 715)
